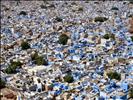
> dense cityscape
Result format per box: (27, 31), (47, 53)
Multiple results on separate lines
(0, 1), (133, 100)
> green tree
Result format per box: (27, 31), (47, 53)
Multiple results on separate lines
(110, 34), (115, 40)
(131, 36), (133, 42)
(21, 41), (30, 50)
(111, 7), (119, 10)
(10, 60), (22, 67)
(59, 34), (69, 45)
(64, 74), (74, 83)
(128, 14), (133, 18)
(19, 11), (27, 16)
(40, 5), (47, 9)
(54, 17), (62, 22)
(0, 78), (6, 89)
(5, 65), (15, 74)
(107, 71), (121, 80)
(103, 33), (115, 40)
(35, 56), (45, 65)
(5, 61), (22, 74)
(130, 1), (133, 4)
(31, 52), (48, 65)
(94, 17), (108, 22)
(78, 7), (83, 12)
(128, 0), (133, 4)
(129, 89), (133, 99)
(103, 34), (110, 39)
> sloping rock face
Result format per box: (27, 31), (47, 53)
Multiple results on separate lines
(129, 17), (133, 33)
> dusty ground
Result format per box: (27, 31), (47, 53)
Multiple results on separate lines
(0, 88), (17, 100)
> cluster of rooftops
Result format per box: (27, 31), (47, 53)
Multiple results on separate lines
(0, 1), (133, 100)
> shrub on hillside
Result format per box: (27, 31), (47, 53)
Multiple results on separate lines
(103, 34), (110, 39)
(107, 71), (121, 80)
(94, 17), (108, 22)
(31, 52), (48, 65)
(131, 36), (133, 42)
(64, 74), (74, 83)
(5, 61), (22, 74)
(129, 89), (133, 99)
(21, 41), (30, 50)
(0, 78), (6, 89)
(59, 34), (69, 45)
